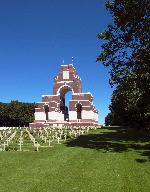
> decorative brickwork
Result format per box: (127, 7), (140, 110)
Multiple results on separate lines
(29, 64), (99, 127)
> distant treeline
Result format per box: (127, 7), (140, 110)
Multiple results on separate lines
(0, 101), (36, 127)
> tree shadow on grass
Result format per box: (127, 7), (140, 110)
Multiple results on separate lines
(65, 127), (150, 162)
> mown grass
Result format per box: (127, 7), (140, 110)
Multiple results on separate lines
(0, 127), (150, 192)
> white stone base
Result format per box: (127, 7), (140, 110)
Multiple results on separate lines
(35, 110), (98, 122)
(82, 110), (98, 121)
(69, 111), (77, 120)
(35, 112), (46, 120)
(69, 110), (98, 121)
(48, 111), (64, 121)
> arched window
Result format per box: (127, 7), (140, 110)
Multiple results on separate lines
(76, 103), (82, 119)
(44, 105), (49, 120)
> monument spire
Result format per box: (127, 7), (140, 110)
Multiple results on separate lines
(71, 57), (74, 64)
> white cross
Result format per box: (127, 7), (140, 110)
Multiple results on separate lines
(41, 135), (44, 140)
(64, 134), (67, 141)
(2, 142), (7, 151)
(34, 142), (40, 152)
(19, 137), (23, 142)
(48, 139), (54, 147)
(18, 141), (23, 151)
(57, 137), (61, 144)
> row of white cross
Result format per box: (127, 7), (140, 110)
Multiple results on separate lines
(1, 130), (17, 151)
(0, 125), (100, 152)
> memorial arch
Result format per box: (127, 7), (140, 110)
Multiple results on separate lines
(59, 85), (72, 121)
(30, 64), (98, 127)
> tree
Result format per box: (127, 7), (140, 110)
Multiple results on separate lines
(0, 102), (8, 126)
(106, 76), (150, 127)
(105, 112), (114, 126)
(97, 0), (150, 127)
(97, 0), (150, 85)
(0, 101), (36, 127)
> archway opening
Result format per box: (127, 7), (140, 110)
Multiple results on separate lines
(44, 105), (49, 120)
(59, 86), (72, 121)
(76, 103), (82, 119)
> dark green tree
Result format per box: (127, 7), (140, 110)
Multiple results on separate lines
(105, 112), (114, 126)
(97, 0), (150, 85)
(106, 76), (150, 127)
(0, 102), (8, 126)
(0, 101), (36, 127)
(97, 0), (150, 127)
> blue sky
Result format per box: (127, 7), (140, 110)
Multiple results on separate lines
(0, 0), (113, 124)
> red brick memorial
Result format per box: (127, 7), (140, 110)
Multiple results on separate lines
(30, 64), (99, 127)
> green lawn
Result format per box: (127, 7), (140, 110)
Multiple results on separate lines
(0, 127), (150, 192)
